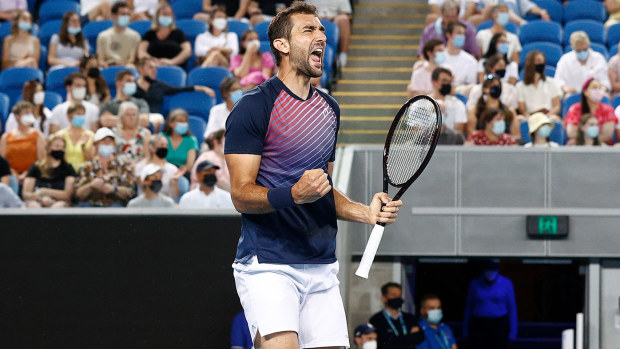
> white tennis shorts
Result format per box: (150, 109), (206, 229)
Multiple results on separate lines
(233, 256), (350, 348)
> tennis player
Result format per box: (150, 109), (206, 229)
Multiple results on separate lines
(224, 2), (403, 348)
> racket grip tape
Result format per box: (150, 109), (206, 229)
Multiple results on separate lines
(355, 224), (385, 279)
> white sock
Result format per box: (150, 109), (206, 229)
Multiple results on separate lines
(338, 52), (348, 67)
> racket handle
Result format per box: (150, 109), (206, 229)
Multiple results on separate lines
(355, 224), (385, 279)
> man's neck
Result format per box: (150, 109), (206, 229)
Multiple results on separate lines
(117, 93), (129, 101)
(277, 65), (312, 100)
(430, 91), (444, 101)
(226, 100), (234, 111)
(200, 184), (215, 195)
(447, 43), (460, 55)
(385, 307), (400, 318)
(144, 189), (158, 200)
(491, 24), (505, 33)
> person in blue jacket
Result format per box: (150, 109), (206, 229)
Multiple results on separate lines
(463, 260), (517, 349)
(416, 294), (457, 349)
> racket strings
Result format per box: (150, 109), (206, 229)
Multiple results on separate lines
(386, 98), (437, 186)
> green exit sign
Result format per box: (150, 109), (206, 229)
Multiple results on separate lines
(526, 215), (569, 238)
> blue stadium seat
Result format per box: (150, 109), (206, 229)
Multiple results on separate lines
(0, 21), (12, 39)
(607, 23), (620, 47)
(528, 0), (563, 23)
(156, 66), (187, 87)
(519, 21), (562, 45)
(44, 91), (63, 111)
(611, 44), (619, 57)
(0, 67), (44, 108)
(39, 1), (80, 25)
(171, 0), (202, 20)
(176, 19), (207, 49)
(518, 65), (556, 80)
(39, 45), (48, 71)
(563, 20), (605, 46)
(228, 20), (250, 41)
(128, 20), (152, 36)
(39, 20), (62, 48)
(45, 66), (79, 100)
(520, 120), (566, 144)
(188, 66), (233, 104)
(189, 115), (207, 144)
(168, 91), (215, 120)
(321, 44), (335, 88)
(0, 93), (10, 132)
(562, 93), (581, 118)
(101, 66), (138, 97)
(254, 21), (270, 41)
(563, 0), (606, 23)
(520, 42), (563, 67)
(477, 20), (519, 35)
(456, 93), (468, 105)
(259, 40), (271, 53)
(613, 95), (620, 108)
(564, 42), (609, 60)
(320, 19), (340, 52)
(83, 20), (113, 53)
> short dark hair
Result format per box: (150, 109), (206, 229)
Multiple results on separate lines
(220, 77), (239, 97)
(115, 70), (134, 82)
(136, 57), (155, 68)
(445, 21), (466, 35)
(162, 108), (193, 136)
(420, 293), (440, 307)
(239, 29), (258, 55)
(64, 72), (87, 87)
(268, 1), (319, 66)
(432, 67), (452, 81)
(11, 100), (34, 115)
(111, 1), (128, 14)
(381, 282), (402, 296)
(423, 39), (444, 61)
(479, 107), (502, 129)
(205, 129), (225, 149)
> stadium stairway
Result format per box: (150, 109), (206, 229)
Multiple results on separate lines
(332, 0), (427, 144)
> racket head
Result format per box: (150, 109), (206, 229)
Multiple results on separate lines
(382, 95), (442, 199)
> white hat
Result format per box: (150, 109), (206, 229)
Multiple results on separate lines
(93, 127), (115, 142)
(140, 163), (161, 181)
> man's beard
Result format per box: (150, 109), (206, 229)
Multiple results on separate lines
(289, 40), (323, 78)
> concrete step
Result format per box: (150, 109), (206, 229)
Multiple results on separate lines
(340, 69), (412, 80)
(354, 4), (428, 16)
(334, 79), (410, 92)
(352, 15), (427, 25)
(347, 43), (418, 56)
(357, 0), (429, 5)
(334, 93), (408, 105)
(351, 34), (420, 42)
(353, 25), (425, 36)
(337, 131), (387, 145)
(345, 56), (416, 68)
(340, 118), (393, 130)
(339, 103), (401, 117)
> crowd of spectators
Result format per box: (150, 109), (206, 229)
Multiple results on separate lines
(414, 0), (620, 147)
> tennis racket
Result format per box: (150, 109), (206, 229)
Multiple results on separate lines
(355, 95), (443, 279)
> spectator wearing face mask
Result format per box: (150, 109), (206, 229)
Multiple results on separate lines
(418, 1), (479, 59)
(161, 109), (198, 178)
(463, 260), (517, 349)
(565, 78), (616, 145)
(442, 22), (477, 95)
(204, 77), (241, 139)
(574, 113), (603, 146)
(48, 11), (90, 71)
(0, 101), (46, 185)
(54, 102), (95, 171)
(517, 50), (561, 121)
(137, 3), (192, 67)
(195, 8), (239, 68)
(475, 4), (521, 64)
(231, 29), (275, 86)
(524, 113), (559, 148)
(416, 294), (457, 349)
(477, 33), (518, 85)
(97, 2), (142, 68)
(369, 282), (425, 349)
(191, 129), (229, 191)
(49, 72), (101, 134)
(79, 54), (111, 108)
(111, 101), (151, 163)
(75, 127), (136, 207)
(100, 70), (150, 129)
(135, 133), (184, 199)
(408, 40), (446, 98)
(179, 160), (234, 209)
(555, 31), (611, 95)
(22, 134), (77, 208)
(127, 163), (175, 208)
(467, 77), (518, 138)
(353, 323), (378, 349)
(465, 108), (517, 146)
(429, 68), (466, 136)
(1, 10), (40, 70)
(5, 80), (52, 137)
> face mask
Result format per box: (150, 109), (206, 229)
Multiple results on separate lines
(427, 309), (443, 324)
(453, 34), (465, 48)
(439, 83), (451, 96)
(155, 147), (168, 159)
(212, 17), (227, 31)
(149, 180), (163, 193)
(492, 120), (505, 135)
(67, 26), (81, 35)
(18, 21), (32, 32)
(98, 144), (115, 158)
(484, 270), (499, 282)
(588, 88), (604, 103)
(117, 15), (130, 27)
(202, 173), (217, 187)
(535, 63), (546, 74)
(495, 69), (506, 78)
(496, 12), (509, 26)
(72, 114), (86, 127)
(586, 125), (599, 139)
(123, 82), (137, 96)
(230, 89), (243, 103)
(576, 49), (589, 61)
(248, 39), (260, 50)
(158, 16), (173, 27)
(498, 42), (510, 55)
(489, 85), (502, 99)
(88, 67), (100, 78)
(50, 150), (65, 160)
(20, 113), (36, 126)
(386, 297), (404, 309)
(537, 124), (552, 138)
(174, 122), (188, 135)
(72, 87), (86, 100)
(434, 51), (446, 65)
(362, 341), (378, 349)
(33, 91), (45, 106)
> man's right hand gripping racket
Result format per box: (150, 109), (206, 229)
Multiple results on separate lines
(355, 95), (442, 279)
